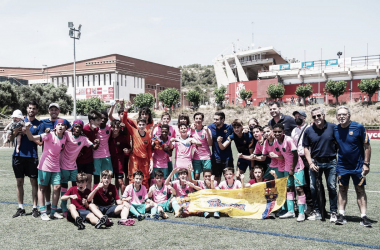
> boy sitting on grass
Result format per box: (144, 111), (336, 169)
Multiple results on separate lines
(62, 173), (106, 230)
(87, 170), (134, 227)
(122, 170), (154, 221)
(148, 170), (180, 219)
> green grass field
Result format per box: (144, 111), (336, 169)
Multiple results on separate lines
(0, 143), (380, 249)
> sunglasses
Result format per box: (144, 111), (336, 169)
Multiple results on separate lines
(312, 114), (322, 119)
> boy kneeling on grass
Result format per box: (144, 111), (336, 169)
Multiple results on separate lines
(62, 173), (107, 230)
(87, 170), (135, 227)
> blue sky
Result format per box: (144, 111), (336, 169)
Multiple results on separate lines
(0, 0), (379, 68)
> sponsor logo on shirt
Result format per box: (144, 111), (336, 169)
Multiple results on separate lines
(106, 130), (110, 134)
(163, 191), (167, 195)
(138, 195), (142, 200)
(282, 148), (286, 152)
(169, 132), (171, 136)
(275, 148), (279, 152)
(185, 190), (189, 194)
(349, 131), (353, 135)
(78, 142), (81, 146)
(201, 135), (205, 139)
(109, 192), (112, 195)
(33, 126), (37, 129)
(144, 140), (148, 144)
(224, 130), (227, 133)
(207, 198), (246, 211)
(116, 142), (120, 145)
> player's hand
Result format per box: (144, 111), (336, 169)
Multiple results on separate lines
(250, 154), (256, 160)
(270, 170), (278, 179)
(190, 123), (196, 130)
(123, 148), (131, 154)
(97, 182), (104, 189)
(187, 164), (193, 172)
(124, 101), (131, 111)
(362, 164), (370, 176)
(269, 152), (278, 158)
(149, 164), (153, 174)
(44, 128), (51, 134)
(170, 137), (178, 142)
(236, 172), (240, 178)
(237, 153), (243, 159)
(82, 198), (87, 204)
(185, 181), (193, 186)
(173, 167), (180, 173)
(71, 194), (78, 199)
(289, 169), (294, 176)
(240, 174), (245, 180)
(217, 136), (223, 143)
(211, 175), (215, 181)
(310, 163), (319, 172)
(120, 123), (125, 128)
(94, 139), (100, 145)
(242, 126), (249, 134)
(25, 122), (32, 129)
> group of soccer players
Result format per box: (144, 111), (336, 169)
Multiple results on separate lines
(9, 99), (372, 229)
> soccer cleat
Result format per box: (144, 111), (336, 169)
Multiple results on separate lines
(137, 214), (145, 221)
(118, 219), (135, 226)
(307, 211), (322, 221)
(276, 209), (288, 217)
(105, 218), (114, 227)
(56, 208), (63, 213)
(204, 212), (210, 218)
(279, 211), (295, 219)
(46, 204), (51, 215)
(360, 216), (372, 227)
(214, 212), (220, 219)
(50, 212), (63, 219)
(12, 208), (26, 218)
(32, 208), (40, 218)
(75, 216), (85, 230)
(95, 215), (108, 229)
(297, 213), (305, 222)
(330, 212), (337, 223)
(153, 213), (160, 220)
(335, 214), (347, 225)
(41, 213), (50, 221)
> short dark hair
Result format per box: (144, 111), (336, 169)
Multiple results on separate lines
(262, 125), (272, 130)
(203, 169), (212, 175)
(268, 101), (280, 108)
(214, 111), (225, 120)
(223, 167), (234, 175)
(117, 108), (124, 115)
(154, 170), (164, 178)
(178, 122), (188, 129)
(137, 117), (147, 124)
(161, 124), (169, 131)
(161, 112), (171, 119)
(88, 110), (102, 121)
(101, 111), (108, 118)
(178, 168), (188, 176)
(28, 100), (39, 109)
(231, 119), (243, 127)
(273, 123), (284, 130)
(178, 113), (190, 125)
(252, 125), (263, 132)
(111, 119), (121, 128)
(193, 112), (204, 120)
(101, 170), (113, 178)
(133, 170), (144, 178)
(248, 118), (259, 126)
(76, 172), (88, 182)
(139, 107), (153, 125)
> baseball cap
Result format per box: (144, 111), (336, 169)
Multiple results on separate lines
(11, 110), (23, 119)
(72, 119), (84, 127)
(292, 110), (307, 118)
(49, 103), (60, 109)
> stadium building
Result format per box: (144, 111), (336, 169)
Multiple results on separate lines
(0, 54), (181, 104)
(214, 47), (380, 106)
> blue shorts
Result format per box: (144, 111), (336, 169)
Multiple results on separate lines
(237, 159), (251, 172)
(338, 172), (366, 186)
(67, 209), (91, 223)
(93, 157), (113, 175)
(97, 205), (118, 217)
(192, 160), (212, 174)
(285, 169), (306, 187)
(158, 200), (173, 212)
(61, 169), (78, 184)
(38, 170), (61, 186)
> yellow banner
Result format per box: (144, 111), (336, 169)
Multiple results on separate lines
(180, 177), (288, 219)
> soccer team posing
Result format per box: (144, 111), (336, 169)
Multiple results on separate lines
(9, 99), (372, 229)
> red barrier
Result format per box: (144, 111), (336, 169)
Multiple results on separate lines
(366, 130), (380, 140)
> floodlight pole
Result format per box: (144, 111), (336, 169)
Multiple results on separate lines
(69, 23), (81, 119)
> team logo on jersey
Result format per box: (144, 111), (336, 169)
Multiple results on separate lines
(33, 126), (37, 129)
(185, 190), (189, 194)
(243, 140), (246, 144)
(201, 135), (205, 139)
(78, 141), (81, 146)
(144, 140), (148, 144)
(117, 142), (120, 145)
(185, 142), (191, 147)
(282, 148), (286, 152)
(349, 131), (353, 135)
(169, 132), (171, 136)
(109, 192), (112, 195)
(138, 195), (143, 200)
(224, 130), (227, 133)
(275, 148), (279, 152)
(163, 191), (167, 195)
(237, 162), (240, 165)
(40, 178), (44, 183)
(106, 130), (110, 134)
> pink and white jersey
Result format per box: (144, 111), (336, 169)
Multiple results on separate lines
(60, 132), (92, 170)
(275, 135), (304, 172)
(217, 180), (242, 190)
(152, 138), (171, 169)
(152, 125), (176, 140)
(93, 124), (111, 159)
(172, 180), (193, 197)
(122, 184), (148, 205)
(173, 138), (195, 169)
(150, 184), (171, 204)
(38, 132), (66, 172)
(262, 139), (285, 171)
(254, 141), (264, 155)
(197, 180), (218, 189)
(191, 128), (211, 160)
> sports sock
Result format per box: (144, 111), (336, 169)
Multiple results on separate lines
(298, 195), (306, 215)
(61, 188), (68, 212)
(129, 205), (140, 217)
(18, 204), (24, 209)
(286, 192), (295, 213)
(150, 206), (157, 216)
(339, 210), (345, 216)
(51, 205), (57, 215)
(171, 199), (180, 212)
(33, 205), (37, 209)
(46, 201), (51, 206)
(40, 205), (47, 215)
(361, 214), (366, 218)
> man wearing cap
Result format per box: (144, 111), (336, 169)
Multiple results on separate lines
(302, 107), (338, 222)
(268, 101), (297, 136)
(38, 103), (71, 214)
(291, 110), (313, 216)
(9, 101), (40, 218)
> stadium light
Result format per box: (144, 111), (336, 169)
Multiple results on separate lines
(337, 51), (343, 59)
(68, 22), (82, 119)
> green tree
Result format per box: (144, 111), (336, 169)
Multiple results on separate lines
(266, 83), (285, 101)
(0, 81), (19, 110)
(239, 89), (253, 107)
(76, 97), (109, 116)
(133, 93), (155, 109)
(295, 84), (313, 107)
(158, 88), (180, 112)
(214, 85), (227, 107)
(186, 89), (201, 108)
(325, 80), (347, 104)
(358, 79), (380, 104)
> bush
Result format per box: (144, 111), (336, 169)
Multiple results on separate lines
(327, 109), (336, 116)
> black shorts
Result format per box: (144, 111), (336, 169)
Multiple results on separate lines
(98, 205), (118, 217)
(211, 158), (234, 177)
(67, 209), (91, 222)
(77, 162), (94, 175)
(12, 156), (38, 179)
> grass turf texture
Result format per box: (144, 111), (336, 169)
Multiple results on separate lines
(0, 143), (379, 249)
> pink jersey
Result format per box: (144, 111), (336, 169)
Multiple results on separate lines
(254, 140), (264, 155)
(275, 135), (304, 172)
(93, 124), (111, 159)
(262, 139), (285, 172)
(172, 180), (193, 197)
(191, 128), (211, 160)
(197, 180), (218, 189)
(152, 138), (171, 168)
(38, 132), (66, 172)
(217, 180), (242, 190)
(152, 125), (176, 139)
(150, 184), (171, 204)
(122, 184), (148, 205)
(60, 131), (92, 170)
(173, 138), (195, 169)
